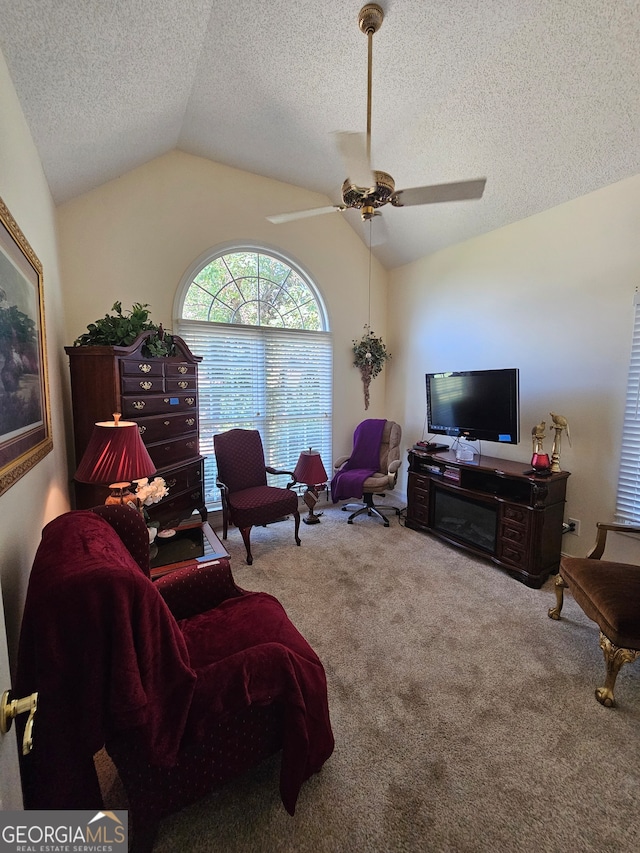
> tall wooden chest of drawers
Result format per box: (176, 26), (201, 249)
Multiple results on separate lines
(65, 331), (206, 526)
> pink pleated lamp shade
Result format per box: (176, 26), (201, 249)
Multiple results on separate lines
(75, 414), (155, 486)
(293, 449), (328, 487)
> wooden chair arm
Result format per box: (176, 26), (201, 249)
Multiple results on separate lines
(587, 522), (640, 559)
(265, 467), (297, 487)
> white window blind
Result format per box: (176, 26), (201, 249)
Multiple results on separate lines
(616, 292), (640, 523)
(177, 319), (333, 509)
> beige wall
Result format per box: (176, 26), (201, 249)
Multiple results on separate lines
(56, 150), (389, 466)
(0, 49), (70, 806)
(0, 52), (70, 646)
(387, 174), (640, 558)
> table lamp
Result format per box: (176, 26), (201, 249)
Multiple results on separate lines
(74, 413), (156, 506)
(293, 448), (328, 525)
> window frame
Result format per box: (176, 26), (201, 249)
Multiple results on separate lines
(174, 242), (330, 331)
(174, 244), (333, 511)
(616, 290), (640, 524)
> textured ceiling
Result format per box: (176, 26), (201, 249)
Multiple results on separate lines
(1, 0), (639, 269)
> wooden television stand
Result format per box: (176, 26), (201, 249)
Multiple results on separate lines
(406, 449), (570, 588)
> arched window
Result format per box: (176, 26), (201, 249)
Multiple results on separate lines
(176, 247), (332, 509)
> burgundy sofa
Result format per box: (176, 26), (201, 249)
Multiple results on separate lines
(15, 505), (333, 851)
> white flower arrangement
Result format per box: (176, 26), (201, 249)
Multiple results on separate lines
(133, 477), (169, 543)
(134, 476), (169, 506)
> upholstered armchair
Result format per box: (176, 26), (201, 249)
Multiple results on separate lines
(332, 419), (402, 526)
(15, 505), (333, 853)
(214, 428), (301, 564)
(548, 521), (640, 706)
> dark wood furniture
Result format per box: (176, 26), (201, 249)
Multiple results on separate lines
(406, 449), (570, 588)
(65, 331), (206, 527)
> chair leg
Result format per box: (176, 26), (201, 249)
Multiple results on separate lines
(596, 632), (640, 707)
(548, 573), (567, 620)
(293, 509), (301, 546)
(240, 525), (254, 565)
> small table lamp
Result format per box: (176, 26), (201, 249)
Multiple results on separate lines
(74, 413), (156, 506)
(293, 448), (328, 525)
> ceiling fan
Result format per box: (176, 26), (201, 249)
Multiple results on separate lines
(267, 3), (486, 226)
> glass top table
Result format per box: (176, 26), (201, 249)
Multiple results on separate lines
(149, 520), (229, 579)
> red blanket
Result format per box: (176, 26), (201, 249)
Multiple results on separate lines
(16, 511), (333, 815)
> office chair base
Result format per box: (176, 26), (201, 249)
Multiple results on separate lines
(343, 493), (398, 527)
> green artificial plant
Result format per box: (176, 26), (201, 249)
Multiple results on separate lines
(352, 325), (391, 410)
(73, 302), (175, 356)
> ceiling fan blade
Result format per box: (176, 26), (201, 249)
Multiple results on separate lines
(393, 178), (487, 207)
(334, 131), (375, 190)
(266, 205), (346, 224)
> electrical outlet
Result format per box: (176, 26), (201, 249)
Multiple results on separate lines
(568, 517), (581, 536)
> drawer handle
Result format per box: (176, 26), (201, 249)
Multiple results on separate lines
(190, 490), (201, 500)
(138, 425), (146, 435)
(177, 380), (189, 389)
(185, 417), (195, 427)
(139, 380), (153, 390)
(132, 401), (145, 410)
(166, 478), (177, 488)
(186, 441), (196, 449)
(138, 363), (152, 373)
(177, 365), (188, 374)
(185, 397), (195, 405)
(163, 420), (170, 426)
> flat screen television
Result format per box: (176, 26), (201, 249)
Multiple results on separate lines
(426, 368), (520, 445)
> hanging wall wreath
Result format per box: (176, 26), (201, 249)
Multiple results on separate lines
(352, 325), (391, 410)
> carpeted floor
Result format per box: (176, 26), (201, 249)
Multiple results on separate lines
(97, 504), (640, 852)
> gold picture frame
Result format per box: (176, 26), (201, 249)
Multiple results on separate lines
(0, 196), (52, 497)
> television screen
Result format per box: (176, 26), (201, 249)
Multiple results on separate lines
(426, 368), (520, 444)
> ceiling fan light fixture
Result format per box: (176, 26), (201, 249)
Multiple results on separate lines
(361, 205), (381, 221)
(341, 170), (395, 219)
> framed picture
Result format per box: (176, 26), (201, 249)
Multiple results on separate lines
(0, 196), (52, 497)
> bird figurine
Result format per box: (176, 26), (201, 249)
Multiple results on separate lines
(530, 420), (550, 473)
(531, 420), (546, 453)
(550, 412), (571, 445)
(549, 413), (571, 472)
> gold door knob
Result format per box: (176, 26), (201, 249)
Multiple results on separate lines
(0, 690), (38, 755)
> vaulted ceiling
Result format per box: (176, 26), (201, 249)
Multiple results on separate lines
(1, 1), (639, 268)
